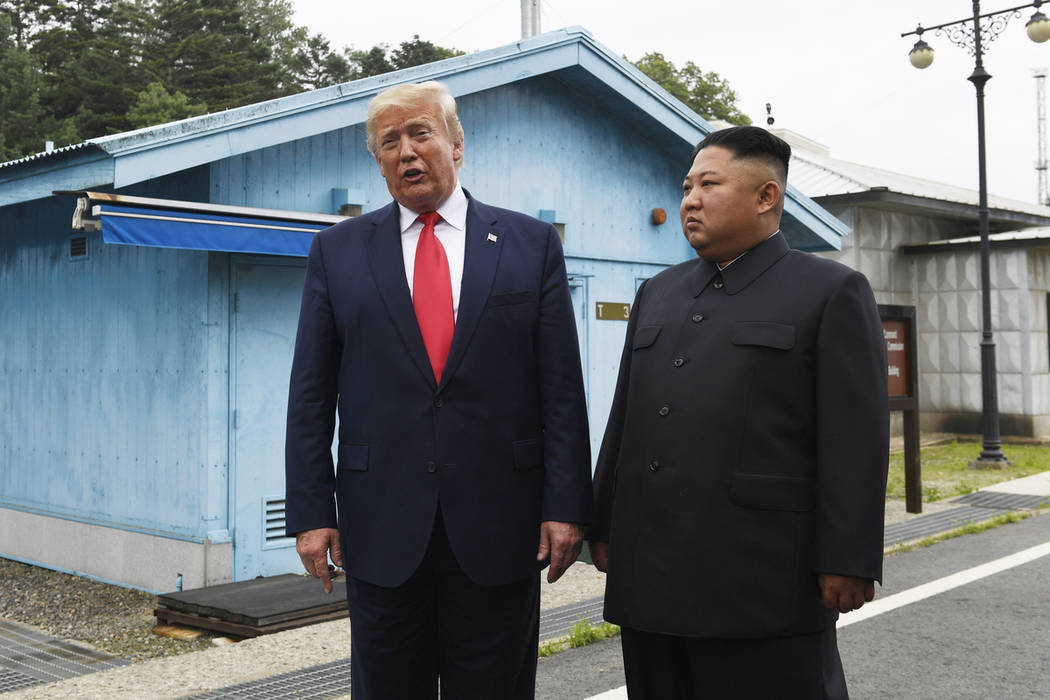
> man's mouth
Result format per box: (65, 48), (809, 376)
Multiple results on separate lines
(403, 168), (424, 181)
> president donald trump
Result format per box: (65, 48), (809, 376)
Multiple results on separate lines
(284, 81), (592, 699)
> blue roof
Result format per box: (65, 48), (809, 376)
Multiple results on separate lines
(0, 26), (847, 248)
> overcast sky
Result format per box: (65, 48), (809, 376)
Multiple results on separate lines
(291, 0), (1050, 205)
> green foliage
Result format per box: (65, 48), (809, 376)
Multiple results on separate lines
(0, 0), (465, 160)
(127, 81), (207, 129)
(887, 511), (1029, 555)
(0, 12), (76, 160)
(887, 439), (1050, 502)
(538, 619), (621, 657)
(632, 51), (751, 126)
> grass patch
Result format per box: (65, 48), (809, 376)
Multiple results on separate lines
(538, 619), (620, 658)
(886, 511), (1032, 555)
(887, 439), (1050, 503)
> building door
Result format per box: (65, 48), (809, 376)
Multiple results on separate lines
(231, 258), (309, 580)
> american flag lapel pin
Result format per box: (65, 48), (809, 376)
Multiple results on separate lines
(487, 232), (498, 243)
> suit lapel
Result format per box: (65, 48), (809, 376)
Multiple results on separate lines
(366, 202), (437, 389)
(439, 196), (502, 392)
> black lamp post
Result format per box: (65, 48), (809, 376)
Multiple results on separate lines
(903, 2), (1050, 466)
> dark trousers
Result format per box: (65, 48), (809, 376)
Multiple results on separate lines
(620, 624), (848, 700)
(346, 511), (540, 700)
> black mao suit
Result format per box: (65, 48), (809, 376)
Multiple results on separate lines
(591, 232), (888, 689)
(285, 191), (592, 698)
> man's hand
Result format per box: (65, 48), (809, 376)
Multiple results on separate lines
(537, 521), (584, 583)
(296, 528), (343, 594)
(590, 541), (609, 573)
(818, 573), (875, 613)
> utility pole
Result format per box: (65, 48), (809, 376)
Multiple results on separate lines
(521, 0), (541, 38)
(1035, 68), (1048, 206)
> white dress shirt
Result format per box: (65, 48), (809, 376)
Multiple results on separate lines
(398, 184), (468, 320)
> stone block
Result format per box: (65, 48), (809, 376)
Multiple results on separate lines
(918, 332), (939, 373)
(998, 372), (1024, 415)
(993, 250), (1024, 290)
(960, 372), (982, 413)
(958, 252), (979, 291)
(917, 256), (939, 293)
(958, 332), (982, 373)
(918, 292), (940, 332)
(958, 290), (981, 333)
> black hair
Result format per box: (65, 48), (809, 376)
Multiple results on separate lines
(690, 126), (790, 181)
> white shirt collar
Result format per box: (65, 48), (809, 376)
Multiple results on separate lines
(397, 183), (468, 233)
(718, 229), (780, 270)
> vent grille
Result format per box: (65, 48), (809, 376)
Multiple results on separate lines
(263, 496), (294, 546)
(69, 236), (88, 258)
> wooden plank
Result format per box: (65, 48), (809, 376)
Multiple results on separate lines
(153, 607), (348, 638)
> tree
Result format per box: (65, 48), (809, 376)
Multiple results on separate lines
(390, 35), (462, 70)
(0, 13), (76, 160)
(127, 81), (207, 128)
(347, 36), (464, 80)
(28, 0), (147, 139)
(291, 33), (353, 91)
(143, 0), (284, 110)
(632, 52), (751, 126)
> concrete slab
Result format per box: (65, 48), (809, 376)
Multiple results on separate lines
(981, 470), (1050, 496)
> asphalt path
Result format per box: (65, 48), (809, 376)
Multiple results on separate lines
(535, 511), (1050, 700)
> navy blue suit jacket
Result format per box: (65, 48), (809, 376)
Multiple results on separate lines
(285, 193), (592, 587)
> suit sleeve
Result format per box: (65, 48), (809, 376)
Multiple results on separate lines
(589, 279), (647, 542)
(535, 225), (593, 524)
(284, 233), (341, 536)
(814, 270), (889, 582)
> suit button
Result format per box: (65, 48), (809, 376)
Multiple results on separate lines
(713, 278), (724, 289)
(673, 358), (684, 367)
(691, 313), (704, 323)
(649, 460), (660, 471)
(658, 405), (670, 416)
(434, 398), (444, 408)
(426, 461), (436, 473)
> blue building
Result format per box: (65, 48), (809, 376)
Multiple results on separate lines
(0, 28), (847, 592)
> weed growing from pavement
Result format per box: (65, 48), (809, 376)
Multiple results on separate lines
(537, 619), (620, 658)
(887, 439), (1050, 503)
(885, 511), (1032, 556)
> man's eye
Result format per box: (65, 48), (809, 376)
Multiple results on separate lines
(701, 180), (716, 187)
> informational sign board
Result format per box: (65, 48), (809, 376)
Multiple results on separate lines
(879, 304), (921, 513)
(883, 320), (910, 398)
(596, 302), (630, 321)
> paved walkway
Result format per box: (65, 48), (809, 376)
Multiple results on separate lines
(3, 472), (1047, 699)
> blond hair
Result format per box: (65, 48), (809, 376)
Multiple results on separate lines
(365, 81), (465, 157)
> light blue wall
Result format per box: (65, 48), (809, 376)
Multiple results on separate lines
(0, 169), (230, 542)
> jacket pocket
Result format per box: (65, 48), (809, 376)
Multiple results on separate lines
(730, 473), (814, 512)
(338, 443), (369, 471)
(731, 322), (795, 350)
(512, 438), (544, 469)
(633, 325), (662, 350)
(489, 290), (535, 307)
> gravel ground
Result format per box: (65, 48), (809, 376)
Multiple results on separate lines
(0, 556), (606, 666)
(0, 558), (220, 660)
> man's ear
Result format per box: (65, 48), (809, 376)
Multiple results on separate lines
(756, 180), (781, 215)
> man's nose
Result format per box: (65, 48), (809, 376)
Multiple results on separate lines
(399, 136), (418, 160)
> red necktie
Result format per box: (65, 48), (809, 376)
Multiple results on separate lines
(413, 211), (455, 383)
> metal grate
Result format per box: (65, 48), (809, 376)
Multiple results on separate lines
(188, 658), (351, 699)
(69, 235), (88, 259)
(0, 619), (128, 686)
(540, 597), (605, 641)
(951, 491), (1050, 510)
(883, 505), (1013, 547)
(0, 668), (41, 693)
(263, 496), (294, 546)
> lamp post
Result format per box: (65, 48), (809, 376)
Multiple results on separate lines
(903, 2), (1050, 467)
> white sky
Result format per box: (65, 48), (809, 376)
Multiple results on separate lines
(290, 0), (1050, 205)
